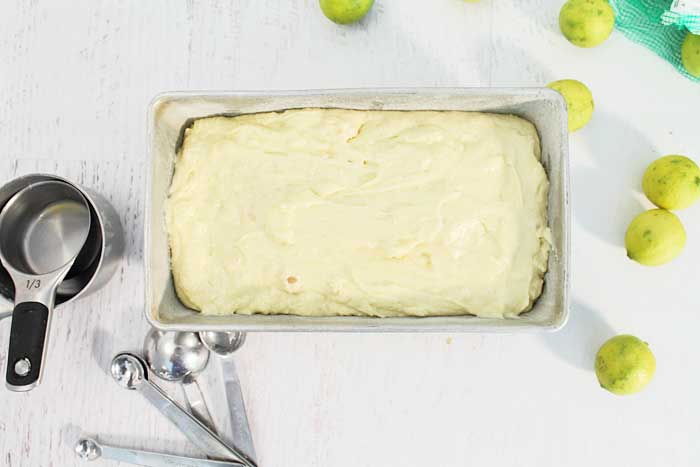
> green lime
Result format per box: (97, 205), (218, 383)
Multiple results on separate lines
(559, 0), (615, 48)
(625, 209), (686, 266)
(319, 0), (374, 24)
(642, 155), (700, 210)
(595, 335), (656, 396)
(547, 79), (594, 132)
(681, 33), (700, 78)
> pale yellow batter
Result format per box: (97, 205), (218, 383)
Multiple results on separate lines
(167, 109), (550, 318)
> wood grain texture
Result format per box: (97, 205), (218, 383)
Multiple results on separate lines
(2, 1), (700, 466)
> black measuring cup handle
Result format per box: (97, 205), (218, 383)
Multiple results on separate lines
(6, 302), (50, 390)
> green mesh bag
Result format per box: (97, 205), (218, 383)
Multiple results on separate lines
(609, 0), (699, 81)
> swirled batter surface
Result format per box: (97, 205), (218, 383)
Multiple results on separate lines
(167, 109), (550, 318)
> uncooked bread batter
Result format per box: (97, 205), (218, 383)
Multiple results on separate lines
(167, 108), (550, 318)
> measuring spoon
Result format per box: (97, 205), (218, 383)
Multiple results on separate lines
(74, 437), (243, 466)
(199, 331), (256, 465)
(143, 329), (216, 432)
(110, 352), (256, 467)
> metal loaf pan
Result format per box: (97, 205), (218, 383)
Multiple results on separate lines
(146, 89), (570, 332)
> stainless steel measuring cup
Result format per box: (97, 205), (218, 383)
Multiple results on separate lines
(0, 173), (124, 322)
(0, 181), (91, 391)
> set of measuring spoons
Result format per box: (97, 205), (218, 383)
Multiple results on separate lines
(77, 330), (257, 467)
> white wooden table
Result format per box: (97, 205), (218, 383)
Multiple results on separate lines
(1, 2), (699, 466)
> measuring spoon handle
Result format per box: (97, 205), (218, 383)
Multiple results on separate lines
(181, 377), (217, 433)
(97, 442), (244, 467)
(221, 359), (257, 464)
(139, 378), (256, 467)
